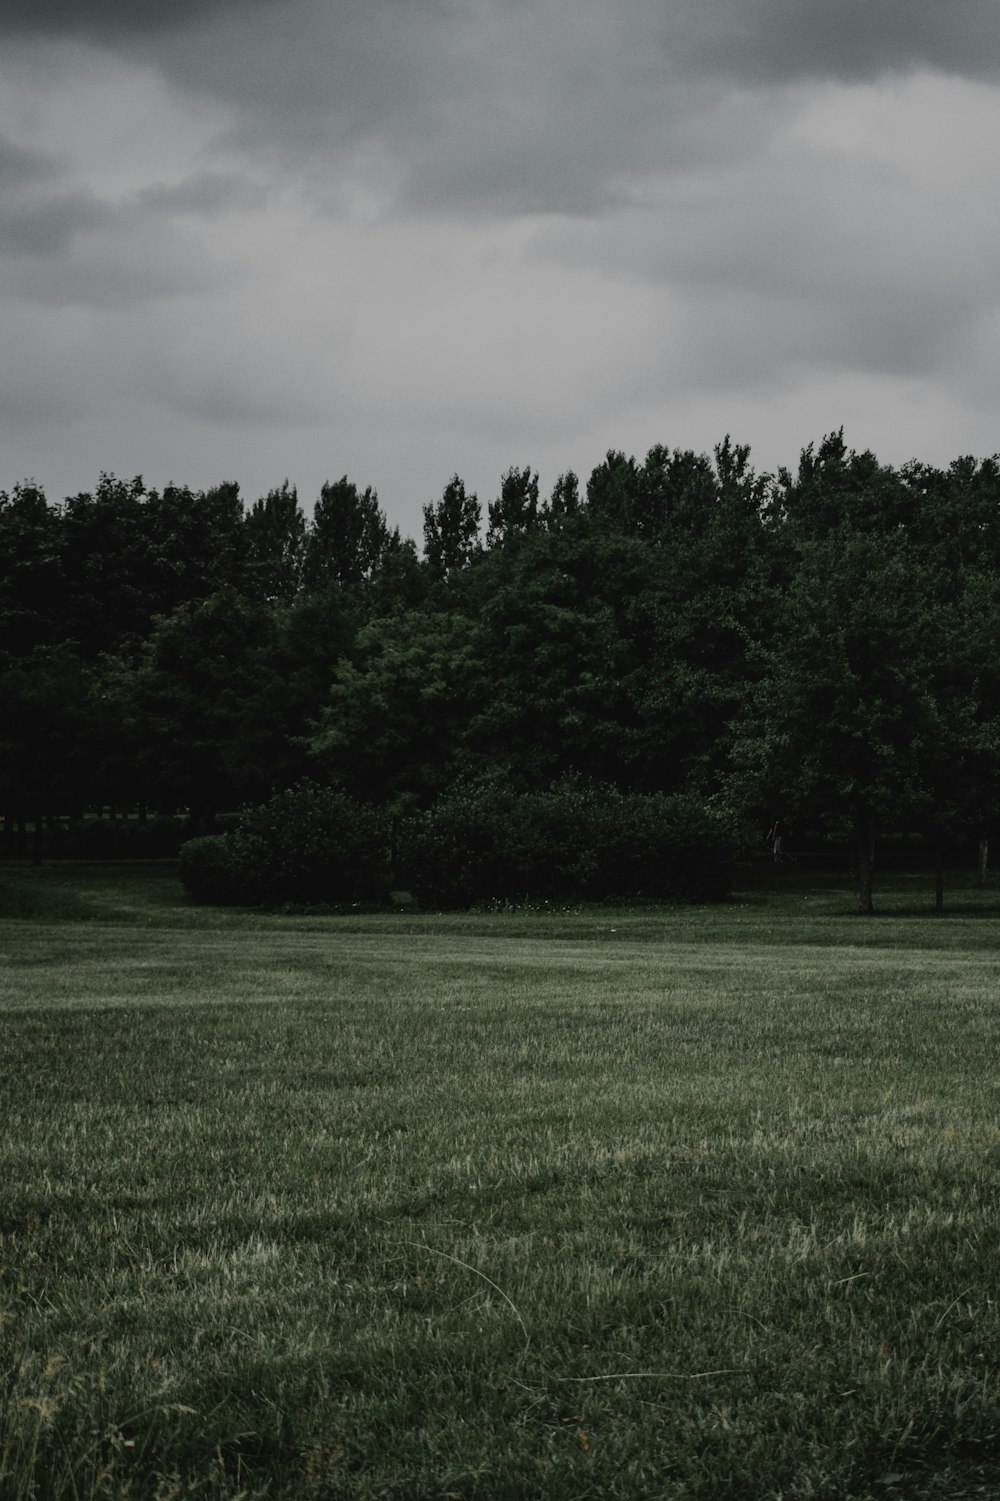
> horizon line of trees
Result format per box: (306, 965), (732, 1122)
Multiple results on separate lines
(4, 429), (1000, 912)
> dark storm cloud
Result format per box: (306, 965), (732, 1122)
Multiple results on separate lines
(3, 0), (999, 509)
(8, 0), (998, 83)
(110, 0), (1000, 226)
(129, 0), (702, 219)
(675, 0), (1000, 85)
(9, 0), (993, 226)
(0, 0), (288, 38)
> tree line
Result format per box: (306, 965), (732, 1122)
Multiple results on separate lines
(3, 430), (1000, 911)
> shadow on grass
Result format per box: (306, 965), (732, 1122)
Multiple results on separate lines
(4, 859), (1000, 943)
(736, 860), (1000, 919)
(0, 861), (186, 922)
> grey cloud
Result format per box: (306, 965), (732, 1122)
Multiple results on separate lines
(0, 135), (57, 184)
(0, 296), (111, 426)
(0, 190), (107, 254)
(528, 124), (1000, 405)
(132, 171), (270, 216)
(146, 354), (331, 426)
(671, 281), (986, 401)
(400, 75), (782, 217)
(150, 0), (476, 141)
(0, 137), (109, 255)
(12, 229), (233, 309)
(0, 134), (245, 303)
(0, 191), (234, 307)
(678, 252), (993, 400)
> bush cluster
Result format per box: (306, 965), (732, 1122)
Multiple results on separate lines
(398, 779), (734, 909)
(179, 782), (389, 907)
(177, 835), (247, 906)
(179, 778), (735, 909)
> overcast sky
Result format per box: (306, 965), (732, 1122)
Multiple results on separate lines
(3, 0), (1000, 537)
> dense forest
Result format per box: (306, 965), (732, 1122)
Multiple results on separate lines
(3, 430), (1000, 912)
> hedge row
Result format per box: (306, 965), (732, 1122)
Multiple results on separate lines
(180, 779), (736, 909)
(397, 780), (734, 908)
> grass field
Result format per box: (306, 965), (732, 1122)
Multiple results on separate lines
(2, 862), (1000, 1499)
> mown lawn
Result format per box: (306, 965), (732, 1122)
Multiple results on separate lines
(2, 863), (1000, 1499)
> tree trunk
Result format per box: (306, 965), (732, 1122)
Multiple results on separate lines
(934, 838), (944, 915)
(979, 833), (989, 886)
(855, 820), (875, 915)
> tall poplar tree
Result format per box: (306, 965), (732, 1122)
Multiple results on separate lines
(422, 475), (481, 578)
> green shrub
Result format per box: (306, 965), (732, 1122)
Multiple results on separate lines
(227, 782), (391, 907)
(399, 779), (735, 909)
(394, 779), (516, 910)
(178, 835), (246, 906)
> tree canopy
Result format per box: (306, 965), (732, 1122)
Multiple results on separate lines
(3, 435), (998, 909)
